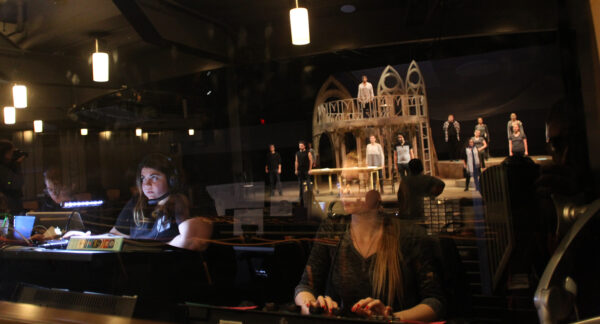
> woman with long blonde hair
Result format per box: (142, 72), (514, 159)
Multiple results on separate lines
(295, 189), (445, 321)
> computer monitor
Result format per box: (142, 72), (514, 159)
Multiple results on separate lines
(25, 211), (85, 233)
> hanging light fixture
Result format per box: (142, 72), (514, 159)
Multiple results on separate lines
(92, 39), (109, 82)
(3, 107), (15, 125)
(188, 129), (195, 136)
(135, 128), (142, 137)
(81, 128), (88, 136)
(290, 0), (310, 45)
(12, 84), (27, 108)
(33, 120), (43, 133)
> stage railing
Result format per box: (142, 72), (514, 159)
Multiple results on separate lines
(479, 164), (514, 295)
(316, 94), (425, 124)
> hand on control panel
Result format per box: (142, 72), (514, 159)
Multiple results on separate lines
(303, 295), (339, 315)
(351, 297), (393, 319)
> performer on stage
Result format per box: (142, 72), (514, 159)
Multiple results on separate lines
(366, 135), (385, 194)
(265, 144), (282, 196)
(442, 115), (460, 161)
(463, 139), (481, 192)
(471, 130), (488, 168)
(508, 124), (528, 157)
(295, 141), (313, 202)
(474, 117), (490, 159)
(507, 113), (525, 139)
(357, 75), (374, 117)
(393, 134), (414, 180)
(295, 190), (445, 321)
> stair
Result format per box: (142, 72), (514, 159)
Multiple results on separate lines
(452, 234), (539, 323)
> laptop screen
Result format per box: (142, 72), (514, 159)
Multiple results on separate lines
(25, 212), (85, 234)
(13, 215), (36, 240)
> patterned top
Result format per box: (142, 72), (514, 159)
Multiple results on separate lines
(357, 82), (374, 103)
(443, 120), (460, 142)
(366, 143), (385, 167)
(295, 217), (445, 318)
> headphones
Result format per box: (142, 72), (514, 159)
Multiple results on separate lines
(138, 153), (181, 191)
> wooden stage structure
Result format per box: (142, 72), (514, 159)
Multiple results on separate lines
(312, 61), (438, 190)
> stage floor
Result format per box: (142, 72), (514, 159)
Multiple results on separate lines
(261, 155), (552, 204)
(206, 155), (553, 216)
(437, 155), (552, 178)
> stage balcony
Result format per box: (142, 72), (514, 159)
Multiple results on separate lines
(314, 94), (428, 133)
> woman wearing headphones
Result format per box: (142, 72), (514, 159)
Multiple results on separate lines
(294, 190), (445, 321)
(110, 153), (190, 241)
(63, 154), (211, 250)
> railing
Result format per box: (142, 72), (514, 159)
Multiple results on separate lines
(317, 94), (426, 124)
(478, 165), (514, 295)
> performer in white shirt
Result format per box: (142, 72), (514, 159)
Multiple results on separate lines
(366, 135), (385, 193)
(357, 75), (374, 118)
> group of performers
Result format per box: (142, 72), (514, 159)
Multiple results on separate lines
(444, 113), (528, 191)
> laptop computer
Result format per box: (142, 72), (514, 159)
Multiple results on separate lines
(25, 211), (85, 233)
(13, 215), (36, 240)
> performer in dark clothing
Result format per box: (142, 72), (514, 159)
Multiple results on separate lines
(508, 124), (528, 157)
(474, 117), (490, 159)
(0, 140), (25, 214)
(295, 141), (313, 202)
(393, 134), (414, 180)
(265, 144), (283, 196)
(471, 130), (488, 168)
(442, 115), (460, 160)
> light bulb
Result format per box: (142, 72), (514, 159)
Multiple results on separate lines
(3, 107), (15, 125)
(12, 85), (27, 108)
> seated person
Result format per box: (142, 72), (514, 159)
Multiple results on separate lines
(294, 189), (445, 321)
(67, 154), (212, 251)
(397, 159), (445, 219)
(38, 166), (72, 211)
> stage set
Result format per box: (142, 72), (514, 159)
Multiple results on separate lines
(301, 61), (552, 202)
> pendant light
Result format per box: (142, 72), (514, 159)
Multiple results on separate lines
(3, 107), (15, 125)
(92, 39), (109, 82)
(12, 84), (27, 108)
(135, 128), (142, 137)
(81, 128), (88, 136)
(33, 120), (43, 133)
(290, 0), (310, 45)
(188, 129), (195, 136)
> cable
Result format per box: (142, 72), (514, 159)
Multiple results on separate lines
(6, 227), (32, 245)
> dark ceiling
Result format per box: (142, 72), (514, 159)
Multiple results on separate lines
(0, 0), (559, 127)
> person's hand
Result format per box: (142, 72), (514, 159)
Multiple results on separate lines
(525, 151), (529, 156)
(16, 156), (26, 163)
(265, 168), (268, 174)
(351, 298), (392, 318)
(278, 169), (281, 174)
(29, 233), (52, 242)
(295, 170), (298, 175)
(303, 296), (338, 315)
(510, 152), (513, 156)
(62, 230), (91, 239)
